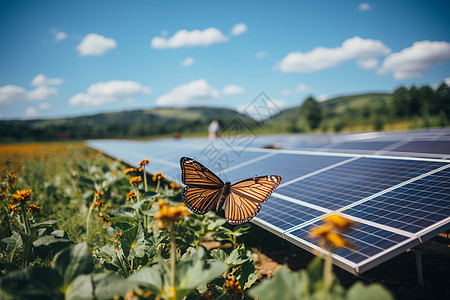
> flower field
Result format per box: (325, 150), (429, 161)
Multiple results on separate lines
(0, 141), (393, 299)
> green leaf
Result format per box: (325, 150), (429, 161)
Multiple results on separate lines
(175, 247), (227, 298)
(128, 265), (164, 292)
(31, 220), (59, 228)
(66, 273), (139, 300)
(227, 248), (250, 267)
(108, 216), (137, 224)
(248, 265), (307, 300)
(0, 266), (63, 300)
(32, 235), (71, 248)
(239, 260), (258, 290)
(206, 218), (226, 231)
(119, 223), (147, 260)
(347, 282), (394, 300)
(210, 249), (227, 261)
(52, 242), (93, 289)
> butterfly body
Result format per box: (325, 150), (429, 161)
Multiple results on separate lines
(180, 157), (282, 225)
(216, 181), (231, 212)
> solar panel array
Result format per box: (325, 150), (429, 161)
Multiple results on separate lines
(87, 128), (450, 275)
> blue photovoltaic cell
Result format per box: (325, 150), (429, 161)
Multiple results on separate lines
(276, 158), (446, 211)
(342, 167), (450, 233)
(193, 150), (266, 176)
(226, 153), (349, 183)
(289, 221), (409, 264)
(391, 141), (450, 155)
(329, 141), (397, 151)
(256, 197), (325, 231)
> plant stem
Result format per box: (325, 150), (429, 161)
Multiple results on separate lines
(20, 202), (30, 235)
(86, 201), (94, 243)
(156, 178), (161, 193)
(169, 224), (177, 288)
(143, 168), (148, 192)
(323, 251), (333, 291)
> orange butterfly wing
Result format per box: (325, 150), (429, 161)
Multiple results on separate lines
(224, 175), (282, 225)
(180, 157), (224, 214)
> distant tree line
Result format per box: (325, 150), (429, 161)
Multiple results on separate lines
(0, 115), (239, 142)
(293, 83), (449, 132)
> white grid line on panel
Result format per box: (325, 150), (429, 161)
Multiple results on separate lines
(283, 232), (359, 275)
(338, 213), (416, 238)
(374, 139), (411, 155)
(223, 152), (278, 173)
(271, 193), (332, 214)
(278, 156), (360, 188)
(355, 236), (419, 275)
(336, 163), (450, 215)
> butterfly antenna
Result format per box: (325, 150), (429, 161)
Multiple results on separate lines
(218, 163), (229, 182)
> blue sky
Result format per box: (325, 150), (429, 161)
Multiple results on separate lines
(0, 0), (449, 119)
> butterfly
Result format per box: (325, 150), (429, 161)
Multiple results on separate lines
(180, 157), (282, 225)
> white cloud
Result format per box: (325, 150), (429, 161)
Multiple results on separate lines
(27, 86), (59, 101)
(151, 27), (228, 49)
(0, 85), (27, 104)
(156, 79), (219, 107)
(0, 84), (58, 104)
(24, 107), (38, 117)
(50, 28), (67, 42)
(296, 83), (312, 92)
(31, 74), (63, 86)
(379, 40), (450, 80)
(39, 102), (52, 109)
(357, 58), (379, 69)
(238, 99), (286, 121)
(317, 94), (329, 102)
(278, 36), (390, 73)
(231, 23), (247, 36)
(77, 33), (117, 56)
(222, 85), (245, 96)
(281, 89), (291, 96)
(256, 51), (267, 58)
(181, 57), (195, 67)
(445, 78), (450, 85)
(69, 80), (151, 108)
(359, 3), (371, 11)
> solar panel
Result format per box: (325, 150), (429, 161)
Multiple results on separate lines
(87, 129), (450, 276)
(390, 140), (450, 155)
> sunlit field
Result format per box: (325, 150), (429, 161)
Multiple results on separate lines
(0, 141), (397, 299)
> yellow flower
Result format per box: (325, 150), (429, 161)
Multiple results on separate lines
(169, 182), (180, 189)
(138, 159), (150, 168)
(95, 190), (104, 201)
(92, 200), (105, 209)
(126, 191), (137, 201)
(152, 171), (166, 182)
(28, 204), (42, 214)
(310, 223), (334, 237)
(11, 189), (32, 204)
(124, 167), (138, 175)
(224, 277), (244, 297)
(311, 213), (355, 249)
(129, 176), (142, 187)
(8, 203), (19, 213)
(162, 286), (176, 300)
(98, 212), (109, 224)
(6, 171), (16, 187)
(323, 214), (354, 229)
(153, 199), (189, 229)
(325, 231), (347, 248)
